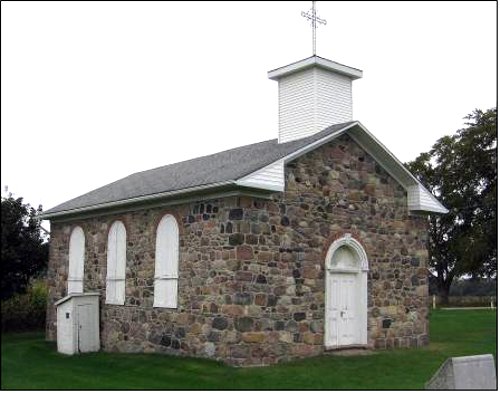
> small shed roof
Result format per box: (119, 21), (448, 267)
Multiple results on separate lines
(54, 292), (100, 306)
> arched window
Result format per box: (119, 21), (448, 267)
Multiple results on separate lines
(68, 226), (85, 294)
(154, 214), (179, 308)
(106, 221), (127, 305)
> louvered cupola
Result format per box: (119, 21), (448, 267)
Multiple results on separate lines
(268, 56), (362, 143)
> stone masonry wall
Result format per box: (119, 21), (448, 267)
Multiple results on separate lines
(46, 134), (429, 366)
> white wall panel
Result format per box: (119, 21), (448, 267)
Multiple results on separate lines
(407, 184), (448, 213)
(154, 215), (179, 308)
(278, 67), (353, 143)
(106, 221), (126, 305)
(417, 184), (448, 213)
(236, 160), (284, 191)
(68, 226), (85, 294)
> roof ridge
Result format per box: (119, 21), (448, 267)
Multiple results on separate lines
(41, 121), (359, 217)
(130, 121), (357, 177)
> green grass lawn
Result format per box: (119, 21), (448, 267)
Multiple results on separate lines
(1, 309), (496, 389)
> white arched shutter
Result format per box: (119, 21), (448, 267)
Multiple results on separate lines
(106, 221), (126, 305)
(154, 215), (179, 308)
(68, 226), (85, 294)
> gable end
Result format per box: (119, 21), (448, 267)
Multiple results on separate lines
(235, 122), (448, 214)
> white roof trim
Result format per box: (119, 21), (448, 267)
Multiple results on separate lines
(236, 159), (285, 192)
(54, 292), (100, 306)
(408, 184), (449, 214)
(43, 122), (447, 219)
(419, 185), (448, 213)
(236, 121), (448, 214)
(39, 180), (235, 220)
(282, 124), (355, 164)
(349, 123), (419, 186)
(348, 123), (448, 213)
(268, 56), (363, 81)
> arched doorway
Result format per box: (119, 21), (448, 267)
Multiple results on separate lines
(324, 234), (368, 348)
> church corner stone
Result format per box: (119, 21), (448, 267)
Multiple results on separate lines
(46, 134), (429, 366)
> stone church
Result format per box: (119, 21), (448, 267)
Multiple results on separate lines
(42, 54), (447, 366)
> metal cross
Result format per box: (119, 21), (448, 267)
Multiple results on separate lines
(301, 1), (327, 56)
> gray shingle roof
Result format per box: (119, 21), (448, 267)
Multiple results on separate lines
(43, 122), (356, 217)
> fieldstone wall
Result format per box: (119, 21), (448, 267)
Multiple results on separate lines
(46, 134), (429, 366)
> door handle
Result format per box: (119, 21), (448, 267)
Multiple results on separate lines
(340, 311), (345, 318)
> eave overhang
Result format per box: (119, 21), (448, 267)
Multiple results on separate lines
(40, 121), (448, 221)
(38, 181), (275, 221)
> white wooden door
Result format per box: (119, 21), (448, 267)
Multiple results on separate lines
(326, 272), (357, 347)
(337, 274), (356, 346)
(77, 304), (97, 353)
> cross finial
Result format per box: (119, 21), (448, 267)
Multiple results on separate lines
(301, 1), (327, 56)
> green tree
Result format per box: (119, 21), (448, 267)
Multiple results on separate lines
(1, 195), (49, 300)
(406, 108), (497, 304)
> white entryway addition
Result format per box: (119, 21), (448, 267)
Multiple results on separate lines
(325, 234), (368, 348)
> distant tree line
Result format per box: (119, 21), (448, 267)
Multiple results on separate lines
(429, 276), (496, 297)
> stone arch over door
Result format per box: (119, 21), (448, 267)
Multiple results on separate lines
(324, 234), (369, 348)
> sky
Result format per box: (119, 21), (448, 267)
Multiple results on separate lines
(1, 1), (496, 224)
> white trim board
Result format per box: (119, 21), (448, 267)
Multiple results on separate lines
(42, 122), (447, 219)
(235, 121), (448, 214)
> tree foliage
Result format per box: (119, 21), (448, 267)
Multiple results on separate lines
(406, 108), (497, 302)
(1, 195), (49, 300)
